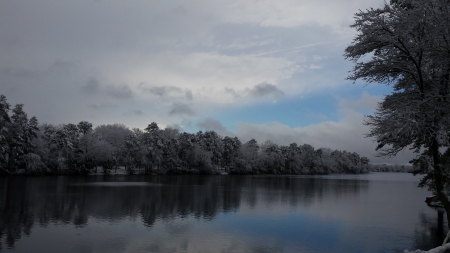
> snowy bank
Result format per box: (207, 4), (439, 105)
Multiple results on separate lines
(405, 243), (450, 253)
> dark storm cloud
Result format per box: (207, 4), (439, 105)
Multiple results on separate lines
(247, 83), (284, 99)
(169, 103), (194, 116)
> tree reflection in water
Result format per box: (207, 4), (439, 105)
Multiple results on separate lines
(413, 210), (447, 250)
(0, 174), (440, 252)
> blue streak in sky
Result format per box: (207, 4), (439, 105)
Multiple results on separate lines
(214, 84), (394, 131)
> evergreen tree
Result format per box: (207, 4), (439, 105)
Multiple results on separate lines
(6, 104), (39, 172)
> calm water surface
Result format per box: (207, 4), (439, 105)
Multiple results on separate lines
(0, 173), (445, 253)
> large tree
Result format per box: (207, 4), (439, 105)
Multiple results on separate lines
(345, 0), (450, 227)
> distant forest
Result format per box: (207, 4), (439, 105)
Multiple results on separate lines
(0, 94), (410, 175)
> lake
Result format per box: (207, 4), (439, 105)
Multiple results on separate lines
(0, 173), (445, 253)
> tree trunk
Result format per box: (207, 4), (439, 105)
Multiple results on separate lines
(431, 137), (450, 230)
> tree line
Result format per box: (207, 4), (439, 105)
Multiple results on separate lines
(0, 94), (374, 175)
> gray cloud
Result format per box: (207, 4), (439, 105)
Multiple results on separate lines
(81, 77), (101, 94)
(106, 84), (134, 99)
(197, 117), (226, 132)
(247, 82), (284, 99)
(225, 87), (240, 98)
(125, 109), (144, 116)
(88, 103), (117, 110)
(81, 77), (134, 99)
(166, 124), (183, 131)
(180, 119), (192, 127)
(2, 60), (75, 80)
(141, 85), (193, 100)
(144, 86), (182, 97)
(1, 67), (38, 79)
(185, 90), (193, 100)
(338, 91), (379, 111)
(197, 117), (234, 136)
(47, 60), (76, 76)
(169, 103), (195, 116)
(224, 83), (284, 101)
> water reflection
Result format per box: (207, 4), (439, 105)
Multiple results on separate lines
(0, 174), (443, 253)
(413, 210), (447, 250)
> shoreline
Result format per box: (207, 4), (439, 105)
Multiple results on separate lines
(1, 168), (413, 177)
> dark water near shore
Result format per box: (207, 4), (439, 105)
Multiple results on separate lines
(0, 173), (445, 253)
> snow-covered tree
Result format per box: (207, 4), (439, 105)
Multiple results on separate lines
(345, 0), (450, 227)
(318, 148), (336, 173)
(196, 131), (222, 170)
(177, 132), (197, 170)
(0, 95), (10, 173)
(122, 131), (142, 173)
(153, 127), (179, 172)
(5, 104), (39, 172)
(238, 139), (260, 173)
(142, 122), (164, 172)
(191, 144), (214, 173)
(221, 136), (241, 171)
(94, 124), (131, 150)
(77, 121), (92, 135)
(93, 123), (132, 171)
(260, 140), (284, 173)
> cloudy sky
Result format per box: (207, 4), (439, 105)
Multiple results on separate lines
(0, 0), (414, 164)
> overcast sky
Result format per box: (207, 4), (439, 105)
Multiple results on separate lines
(0, 0), (415, 164)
